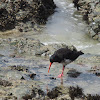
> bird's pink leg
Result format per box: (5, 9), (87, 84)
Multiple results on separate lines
(58, 66), (65, 78)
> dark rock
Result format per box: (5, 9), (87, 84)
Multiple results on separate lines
(0, 79), (12, 87)
(22, 88), (45, 99)
(20, 76), (25, 80)
(73, 0), (80, 10)
(29, 73), (36, 79)
(8, 65), (28, 72)
(3, 96), (17, 100)
(50, 77), (56, 80)
(95, 72), (100, 77)
(73, 0), (100, 41)
(38, 89), (45, 96)
(0, 8), (15, 31)
(86, 94), (100, 100)
(47, 87), (62, 99)
(69, 86), (83, 100)
(22, 94), (32, 100)
(0, 0), (56, 31)
(67, 69), (81, 78)
(31, 89), (37, 97)
(8, 93), (13, 96)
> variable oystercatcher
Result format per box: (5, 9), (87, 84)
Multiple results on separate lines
(48, 46), (84, 78)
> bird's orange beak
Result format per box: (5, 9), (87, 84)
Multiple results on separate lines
(48, 62), (52, 73)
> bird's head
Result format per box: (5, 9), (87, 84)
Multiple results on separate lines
(48, 54), (61, 73)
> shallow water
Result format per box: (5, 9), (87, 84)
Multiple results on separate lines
(26, 0), (100, 95)
(1, 56), (100, 95)
(25, 0), (99, 51)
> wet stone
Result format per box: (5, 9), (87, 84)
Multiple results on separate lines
(0, 78), (12, 87)
(8, 65), (28, 72)
(29, 73), (36, 79)
(95, 72), (100, 77)
(20, 76), (25, 80)
(67, 69), (81, 78)
(69, 86), (84, 100)
(38, 89), (45, 96)
(50, 77), (56, 80)
(0, 0), (56, 31)
(86, 94), (100, 100)
(2, 96), (17, 100)
(47, 86), (62, 99)
(22, 94), (33, 100)
(76, 0), (100, 41)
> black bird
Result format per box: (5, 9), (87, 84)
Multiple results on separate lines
(48, 46), (84, 78)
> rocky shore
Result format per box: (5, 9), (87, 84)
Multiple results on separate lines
(0, 0), (56, 32)
(0, 37), (100, 99)
(0, 0), (100, 100)
(0, 0), (99, 41)
(73, 0), (100, 41)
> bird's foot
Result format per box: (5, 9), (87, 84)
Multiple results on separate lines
(58, 74), (63, 78)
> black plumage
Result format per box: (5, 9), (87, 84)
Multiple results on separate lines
(50, 47), (84, 63)
(48, 46), (84, 78)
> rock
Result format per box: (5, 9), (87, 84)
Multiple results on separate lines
(67, 69), (81, 78)
(1, 37), (68, 57)
(47, 86), (69, 99)
(0, 37), (78, 58)
(35, 46), (49, 56)
(29, 73), (36, 79)
(36, 43), (67, 57)
(8, 65), (28, 72)
(50, 77), (56, 80)
(0, 0), (56, 32)
(0, 78), (12, 87)
(47, 86), (62, 99)
(0, 7), (15, 31)
(69, 86), (84, 100)
(86, 94), (100, 100)
(9, 37), (44, 56)
(73, 0), (80, 10)
(73, 0), (100, 41)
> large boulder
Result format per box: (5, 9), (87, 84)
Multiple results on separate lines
(0, 0), (56, 31)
